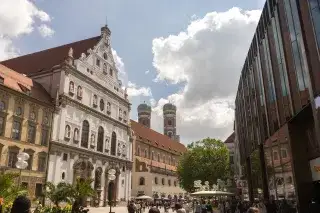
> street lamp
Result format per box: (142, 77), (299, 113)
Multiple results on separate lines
(107, 169), (116, 213)
(16, 152), (29, 187)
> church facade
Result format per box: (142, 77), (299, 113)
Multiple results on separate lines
(1, 25), (133, 206)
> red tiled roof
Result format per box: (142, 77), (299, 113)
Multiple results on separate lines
(130, 120), (187, 154)
(224, 132), (235, 144)
(0, 64), (52, 104)
(1, 36), (101, 74)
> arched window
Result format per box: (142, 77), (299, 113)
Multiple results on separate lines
(168, 120), (172, 126)
(65, 125), (71, 138)
(81, 120), (89, 148)
(69, 81), (74, 94)
(77, 86), (83, 99)
(154, 177), (158, 185)
(100, 99), (105, 111)
(109, 68), (113, 76)
(73, 128), (79, 142)
(168, 157), (171, 165)
(151, 151), (154, 160)
(163, 155), (165, 163)
(103, 53), (108, 60)
(139, 177), (145, 185)
(97, 127), (104, 152)
(93, 95), (98, 107)
(168, 179), (171, 186)
(119, 109), (122, 120)
(111, 132), (117, 156)
(174, 181), (177, 187)
(157, 153), (160, 162)
(144, 149), (148, 158)
(162, 178), (165, 185)
(103, 63), (107, 74)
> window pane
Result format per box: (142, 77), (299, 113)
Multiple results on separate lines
(41, 129), (48, 146)
(12, 121), (21, 140)
(27, 125), (36, 143)
(8, 152), (17, 168)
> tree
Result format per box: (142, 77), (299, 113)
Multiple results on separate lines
(0, 173), (27, 211)
(44, 182), (72, 207)
(177, 138), (230, 192)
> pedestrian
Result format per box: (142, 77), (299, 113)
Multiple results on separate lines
(128, 200), (137, 213)
(247, 207), (260, 213)
(149, 207), (160, 213)
(10, 196), (31, 213)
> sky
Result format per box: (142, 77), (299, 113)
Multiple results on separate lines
(0, 0), (265, 144)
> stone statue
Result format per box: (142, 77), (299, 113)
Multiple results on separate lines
(68, 47), (73, 58)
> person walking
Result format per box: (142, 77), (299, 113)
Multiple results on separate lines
(128, 200), (137, 213)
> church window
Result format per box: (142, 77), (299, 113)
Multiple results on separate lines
(100, 99), (105, 111)
(97, 126), (104, 152)
(93, 95), (98, 107)
(103, 53), (108, 60)
(11, 120), (21, 140)
(151, 151), (154, 160)
(77, 86), (82, 99)
(69, 81), (74, 94)
(111, 131), (117, 156)
(96, 58), (100, 67)
(81, 120), (89, 148)
(15, 107), (22, 116)
(65, 125), (71, 139)
(168, 157), (171, 165)
(139, 177), (145, 185)
(73, 128), (79, 142)
(62, 172), (65, 180)
(155, 177), (158, 185)
(109, 68), (113, 76)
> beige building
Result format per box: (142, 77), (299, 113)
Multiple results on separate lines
(0, 64), (53, 199)
(131, 103), (187, 199)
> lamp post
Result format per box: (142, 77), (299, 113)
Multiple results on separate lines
(15, 152), (29, 187)
(107, 169), (116, 213)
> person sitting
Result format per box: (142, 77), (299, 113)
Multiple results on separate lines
(10, 196), (31, 213)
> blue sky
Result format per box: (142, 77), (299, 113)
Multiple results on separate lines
(1, 0), (264, 143)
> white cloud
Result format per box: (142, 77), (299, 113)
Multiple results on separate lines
(38, 24), (55, 37)
(112, 48), (128, 86)
(151, 7), (261, 143)
(145, 70), (150, 74)
(127, 81), (152, 97)
(0, 0), (53, 60)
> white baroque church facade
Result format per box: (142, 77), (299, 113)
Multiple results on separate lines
(1, 25), (132, 206)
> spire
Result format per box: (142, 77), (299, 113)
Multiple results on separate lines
(101, 19), (111, 38)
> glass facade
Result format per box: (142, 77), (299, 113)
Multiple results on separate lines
(308, 0), (320, 50)
(284, 0), (309, 91)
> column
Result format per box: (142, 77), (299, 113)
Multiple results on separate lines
(68, 153), (75, 184)
(54, 152), (62, 184)
(100, 166), (106, 206)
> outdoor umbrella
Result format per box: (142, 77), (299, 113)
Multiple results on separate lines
(191, 190), (234, 197)
(136, 195), (153, 200)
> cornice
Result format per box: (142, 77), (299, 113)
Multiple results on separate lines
(59, 94), (129, 131)
(0, 85), (54, 110)
(64, 64), (131, 108)
(50, 140), (133, 165)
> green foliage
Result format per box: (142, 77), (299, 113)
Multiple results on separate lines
(0, 172), (27, 211)
(177, 138), (231, 192)
(44, 178), (95, 213)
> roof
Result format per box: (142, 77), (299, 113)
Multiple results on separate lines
(0, 64), (52, 104)
(130, 120), (187, 154)
(1, 36), (101, 75)
(224, 132), (235, 144)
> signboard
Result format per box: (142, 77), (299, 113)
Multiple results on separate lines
(309, 157), (320, 181)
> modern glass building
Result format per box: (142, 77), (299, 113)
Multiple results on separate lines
(235, 0), (320, 211)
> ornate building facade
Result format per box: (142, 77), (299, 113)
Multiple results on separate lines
(0, 64), (54, 199)
(1, 25), (133, 206)
(131, 103), (186, 199)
